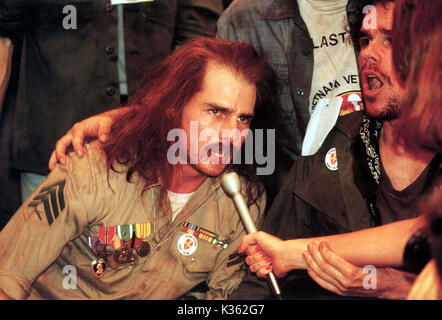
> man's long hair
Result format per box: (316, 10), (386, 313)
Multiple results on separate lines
(102, 37), (280, 211)
(392, 0), (442, 154)
(392, 0), (442, 292)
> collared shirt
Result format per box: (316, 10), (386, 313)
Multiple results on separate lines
(0, 142), (265, 299)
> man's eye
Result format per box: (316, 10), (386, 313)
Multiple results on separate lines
(209, 108), (220, 116)
(383, 36), (392, 46)
(359, 37), (371, 48)
(238, 116), (252, 124)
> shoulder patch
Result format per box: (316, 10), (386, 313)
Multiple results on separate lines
(339, 91), (364, 116)
(28, 180), (66, 226)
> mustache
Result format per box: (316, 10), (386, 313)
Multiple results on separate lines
(200, 142), (239, 155)
(199, 142), (240, 164)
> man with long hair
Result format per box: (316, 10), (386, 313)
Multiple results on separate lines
(0, 37), (277, 300)
(0, 0), (224, 231)
(236, 0), (441, 299)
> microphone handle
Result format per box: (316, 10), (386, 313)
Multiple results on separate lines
(232, 193), (258, 233)
(231, 193), (282, 299)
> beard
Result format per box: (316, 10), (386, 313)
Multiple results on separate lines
(379, 97), (400, 121)
(186, 141), (241, 178)
(365, 96), (400, 121)
(189, 161), (230, 178)
(360, 61), (404, 121)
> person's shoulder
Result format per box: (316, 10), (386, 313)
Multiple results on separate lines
(334, 111), (365, 138)
(222, 0), (274, 20)
(63, 141), (108, 177)
(79, 141), (107, 166)
(227, 0), (274, 11)
(62, 141), (137, 195)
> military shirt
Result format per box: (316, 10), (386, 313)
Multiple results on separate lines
(0, 142), (265, 299)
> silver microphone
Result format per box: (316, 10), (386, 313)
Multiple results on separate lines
(221, 172), (282, 299)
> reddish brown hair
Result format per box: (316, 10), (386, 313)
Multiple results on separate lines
(393, 0), (442, 153)
(393, 0), (442, 284)
(102, 37), (279, 209)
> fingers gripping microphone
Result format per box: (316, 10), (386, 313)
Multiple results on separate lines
(221, 172), (282, 299)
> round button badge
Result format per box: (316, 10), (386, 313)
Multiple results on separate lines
(325, 147), (338, 171)
(177, 234), (198, 256)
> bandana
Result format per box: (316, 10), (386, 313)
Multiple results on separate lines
(354, 116), (383, 226)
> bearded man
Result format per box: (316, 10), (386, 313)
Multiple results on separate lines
(0, 37), (278, 300)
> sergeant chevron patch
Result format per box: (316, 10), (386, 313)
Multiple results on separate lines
(28, 180), (66, 226)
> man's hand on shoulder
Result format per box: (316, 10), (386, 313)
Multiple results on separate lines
(48, 107), (129, 171)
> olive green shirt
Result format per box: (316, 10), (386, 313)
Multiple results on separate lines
(0, 142), (265, 299)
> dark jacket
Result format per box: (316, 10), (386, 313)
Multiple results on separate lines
(263, 112), (375, 240)
(231, 111), (441, 299)
(231, 111), (374, 299)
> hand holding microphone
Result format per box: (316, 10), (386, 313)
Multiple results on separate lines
(221, 172), (282, 299)
(238, 232), (289, 279)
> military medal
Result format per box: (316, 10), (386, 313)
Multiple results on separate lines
(136, 241), (151, 257)
(181, 221), (231, 249)
(117, 224), (133, 243)
(135, 222), (151, 239)
(91, 257), (107, 278)
(112, 246), (138, 268)
(89, 236), (106, 256)
(91, 222), (152, 271)
(133, 222), (152, 257)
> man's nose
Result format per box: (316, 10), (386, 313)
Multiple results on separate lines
(360, 42), (381, 66)
(220, 118), (241, 144)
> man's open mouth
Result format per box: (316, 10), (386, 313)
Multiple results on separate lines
(202, 143), (234, 164)
(367, 74), (383, 90)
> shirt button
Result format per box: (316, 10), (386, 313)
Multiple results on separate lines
(296, 89), (305, 96)
(106, 86), (116, 96)
(105, 45), (114, 55)
(302, 49), (310, 56)
(105, 2), (113, 12)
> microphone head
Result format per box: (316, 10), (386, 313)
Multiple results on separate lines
(220, 172), (241, 197)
